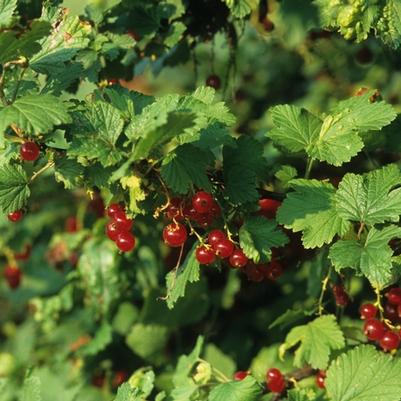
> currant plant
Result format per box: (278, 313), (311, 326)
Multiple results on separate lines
(3, 1), (401, 401)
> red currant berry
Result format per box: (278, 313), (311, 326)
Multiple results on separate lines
(163, 223), (188, 247)
(384, 302), (399, 322)
(386, 288), (401, 305)
(210, 201), (221, 218)
(7, 210), (23, 222)
(206, 74), (221, 89)
(265, 260), (283, 281)
(229, 249), (248, 268)
(193, 212), (214, 228)
(233, 371), (249, 381)
(332, 284), (349, 307)
(214, 238), (234, 259)
(106, 221), (121, 241)
(20, 141), (40, 161)
(192, 191), (214, 214)
(196, 245), (216, 265)
(364, 318), (386, 341)
(266, 368), (283, 382)
(89, 196), (105, 217)
(359, 303), (378, 320)
(65, 216), (78, 233)
(107, 78), (118, 85)
(116, 232), (136, 252)
(91, 373), (106, 388)
(113, 210), (133, 231)
(107, 203), (124, 218)
(112, 371), (128, 388)
(166, 198), (184, 221)
(267, 377), (285, 393)
(208, 229), (226, 247)
(258, 198), (281, 219)
(3, 265), (22, 289)
(316, 370), (326, 389)
(379, 331), (400, 352)
(245, 264), (265, 282)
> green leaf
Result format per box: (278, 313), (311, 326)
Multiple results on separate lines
(161, 144), (213, 194)
(223, 137), (266, 204)
(208, 376), (262, 401)
(329, 225), (401, 289)
(113, 383), (134, 401)
(378, 0), (401, 48)
(204, 344), (236, 378)
(54, 158), (84, 189)
(277, 179), (351, 248)
(68, 102), (124, 167)
(126, 323), (169, 362)
(112, 302), (139, 336)
(280, 315), (345, 369)
(127, 368), (155, 399)
(335, 164), (401, 225)
(223, 0), (252, 18)
(239, 217), (288, 263)
(275, 165), (298, 187)
(21, 374), (41, 401)
(0, 0), (17, 29)
(78, 322), (112, 356)
(30, 12), (91, 74)
(326, 345), (401, 401)
(268, 94), (396, 166)
(0, 93), (71, 135)
(165, 245), (201, 309)
(0, 164), (30, 213)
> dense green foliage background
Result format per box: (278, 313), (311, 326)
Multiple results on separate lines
(2, 1), (401, 401)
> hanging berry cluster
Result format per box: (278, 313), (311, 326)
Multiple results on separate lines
(105, 203), (136, 252)
(361, 287), (401, 352)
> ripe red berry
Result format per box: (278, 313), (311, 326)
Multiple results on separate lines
(192, 191), (214, 214)
(210, 201), (221, 218)
(166, 198), (184, 221)
(265, 260), (283, 281)
(266, 368), (283, 382)
(384, 302), (399, 322)
(20, 141), (40, 161)
(233, 371), (249, 381)
(206, 74), (221, 89)
(196, 245), (216, 265)
(106, 221), (121, 241)
(229, 249), (248, 268)
(386, 288), (401, 305)
(163, 223), (188, 247)
(245, 263), (265, 282)
(3, 265), (22, 289)
(316, 370), (326, 389)
(116, 232), (136, 252)
(113, 210), (133, 231)
(363, 318), (386, 341)
(332, 284), (349, 307)
(112, 370), (128, 388)
(379, 331), (400, 352)
(65, 216), (78, 233)
(266, 368), (285, 393)
(214, 238), (234, 259)
(359, 303), (378, 320)
(7, 210), (23, 222)
(107, 203), (124, 219)
(208, 229), (226, 247)
(258, 198), (281, 219)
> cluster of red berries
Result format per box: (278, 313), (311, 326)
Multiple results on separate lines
(234, 367), (326, 393)
(105, 203), (136, 252)
(360, 288), (401, 352)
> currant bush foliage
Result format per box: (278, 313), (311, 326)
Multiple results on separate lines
(2, 1), (401, 401)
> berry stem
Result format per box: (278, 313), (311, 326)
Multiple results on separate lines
(357, 222), (365, 240)
(317, 267), (331, 315)
(30, 161), (55, 183)
(304, 157), (314, 179)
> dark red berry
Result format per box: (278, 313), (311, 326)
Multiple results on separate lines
(196, 245), (216, 265)
(192, 191), (214, 214)
(116, 232), (136, 252)
(214, 238), (234, 259)
(233, 371), (249, 381)
(386, 288), (401, 305)
(208, 230), (226, 247)
(89, 196), (105, 217)
(106, 221), (121, 241)
(379, 331), (400, 352)
(163, 223), (187, 247)
(20, 141), (40, 161)
(245, 263), (265, 282)
(359, 303), (378, 320)
(316, 370), (326, 389)
(7, 210), (23, 222)
(210, 201), (221, 218)
(91, 373), (105, 388)
(265, 260), (283, 281)
(262, 17), (275, 32)
(192, 212), (214, 228)
(3, 265), (22, 289)
(108, 78), (118, 85)
(384, 302), (399, 322)
(112, 370), (128, 388)
(332, 284), (349, 307)
(166, 198), (184, 221)
(258, 198), (281, 219)
(229, 249), (248, 268)
(65, 216), (78, 233)
(107, 203), (124, 219)
(206, 74), (221, 89)
(266, 368), (283, 382)
(364, 318), (386, 341)
(113, 210), (133, 231)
